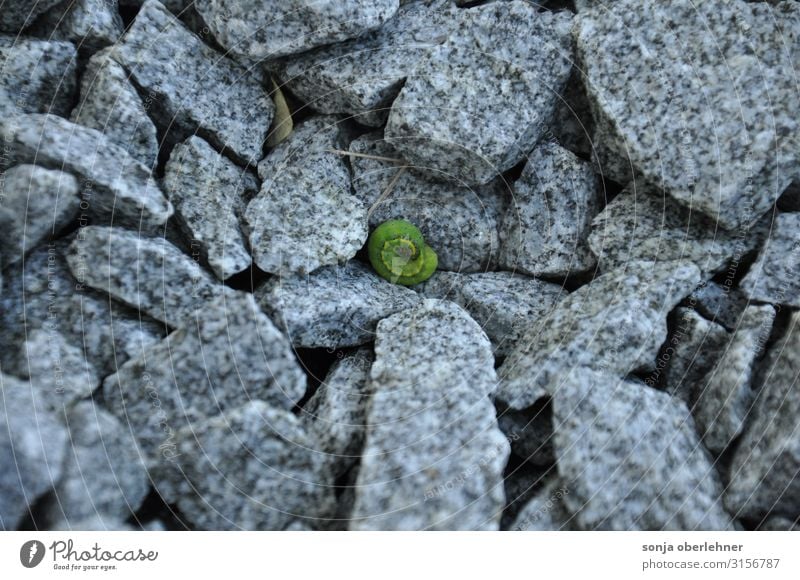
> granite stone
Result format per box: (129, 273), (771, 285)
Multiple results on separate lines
(740, 213), (800, 307)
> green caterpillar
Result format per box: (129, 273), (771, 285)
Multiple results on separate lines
(367, 219), (438, 286)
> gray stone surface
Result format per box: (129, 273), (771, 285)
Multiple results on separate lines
(66, 226), (225, 327)
(31, 0), (124, 54)
(71, 48), (159, 168)
(276, 0), (458, 126)
(740, 213), (800, 307)
(575, 0), (800, 229)
(654, 307), (728, 404)
(688, 281), (750, 332)
(256, 260), (420, 349)
(351, 299), (509, 530)
(196, 0), (399, 60)
(350, 133), (506, 272)
(154, 401), (337, 530)
(0, 114), (172, 229)
(102, 291), (306, 461)
(0, 165), (80, 265)
(0, 240), (166, 378)
(246, 117), (364, 276)
(46, 401), (149, 527)
(0, 0), (64, 32)
(164, 136), (255, 280)
(0, 37), (77, 117)
(0, 373), (67, 530)
(385, 1), (573, 186)
(510, 476), (576, 531)
(497, 260), (702, 411)
(553, 368), (734, 530)
(726, 311), (800, 521)
(694, 305), (775, 454)
(590, 185), (765, 276)
(303, 349), (373, 478)
(418, 270), (565, 357)
(498, 141), (600, 277)
(109, 0), (274, 164)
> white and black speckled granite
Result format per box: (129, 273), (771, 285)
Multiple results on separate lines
(385, 0), (574, 186)
(30, 0), (124, 55)
(740, 212), (800, 307)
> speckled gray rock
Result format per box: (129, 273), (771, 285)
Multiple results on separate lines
(688, 281), (750, 332)
(0, 240), (165, 378)
(66, 226), (225, 327)
(350, 133), (506, 272)
(46, 401), (149, 528)
(246, 117), (364, 276)
(196, 0), (399, 60)
(497, 260), (702, 411)
(108, 0), (274, 165)
(726, 311), (800, 520)
(418, 270), (565, 357)
(653, 307), (728, 404)
(303, 349), (373, 478)
(0, 37), (77, 117)
(164, 136), (256, 280)
(553, 368), (734, 530)
(740, 213), (800, 307)
(255, 260), (420, 349)
(385, 2), (573, 186)
(694, 305), (775, 454)
(499, 141), (600, 277)
(590, 185), (766, 276)
(30, 0), (124, 54)
(0, 0), (64, 32)
(102, 291), (306, 461)
(351, 299), (509, 530)
(0, 165), (79, 265)
(0, 373), (67, 530)
(510, 476), (576, 531)
(155, 401), (337, 530)
(70, 49), (159, 168)
(0, 114), (172, 229)
(4, 329), (100, 415)
(276, 0), (458, 126)
(575, 0), (800, 229)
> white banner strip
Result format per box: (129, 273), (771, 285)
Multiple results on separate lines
(1, 531), (798, 579)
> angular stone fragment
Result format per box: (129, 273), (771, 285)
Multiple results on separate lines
(66, 226), (224, 327)
(590, 185), (766, 276)
(418, 271), (565, 357)
(351, 300), (509, 530)
(0, 165), (79, 265)
(0, 37), (77, 117)
(499, 141), (600, 277)
(349, 133), (506, 272)
(0, 373), (67, 530)
(0, 114), (172, 229)
(0, 241), (165, 378)
(553, 369), (734, 530)
(31, 0), (124, 54)
(246, 117), (363, 276)
(303, 349), (373, 478)
(195, 0), (399, 60)
(694, 305), (775, 454)
(740, 213), (800, 307)
(385, 2), (573, 185)
(71, 48), (159, 168)
(276, 0), (457, 126)
(164, 136), (256, 280)
(575, 0), (800, 229)
(102, 292), (306, 460)
(155, 401), (337, 530)
(256, 260), (419, 349)
(688, 281), (749, 331)
(510, 476), (576, 531)
(109, 0), (274, 164)
(0, 0), (64, 32)
(726, 311), (800, 521)
(496, 260), (702, 410)
(46, 401), (149, 527)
